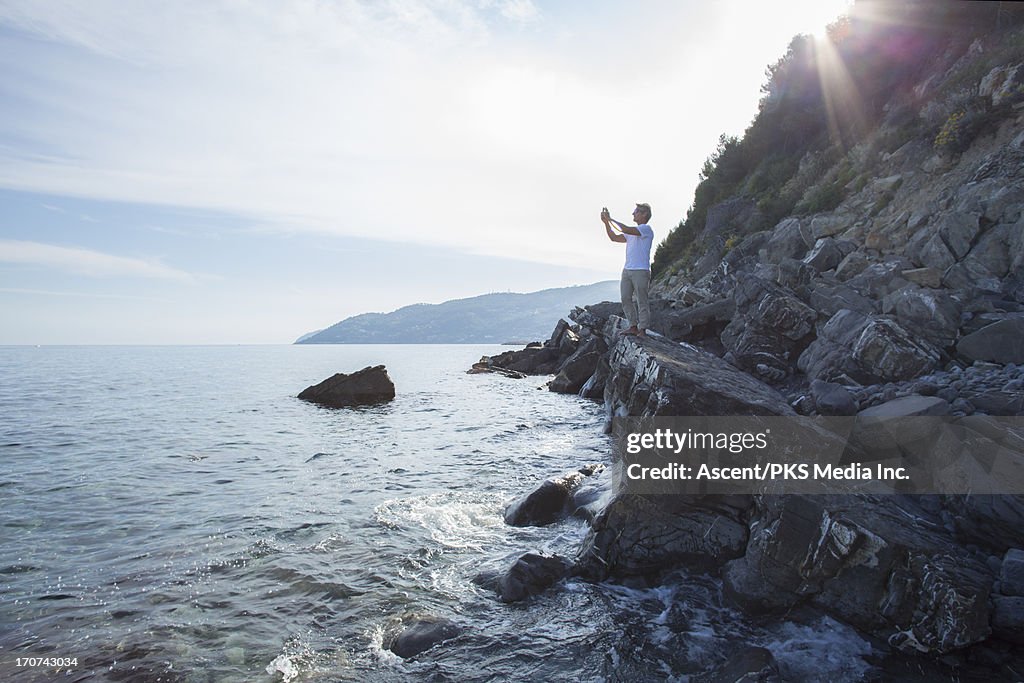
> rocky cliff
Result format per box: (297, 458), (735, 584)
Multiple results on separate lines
(476, 5), (1024, 678)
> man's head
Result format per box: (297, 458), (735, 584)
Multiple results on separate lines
(633, 203), (652, 224)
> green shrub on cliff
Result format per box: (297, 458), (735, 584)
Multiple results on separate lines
(652, 0), (1024, 279)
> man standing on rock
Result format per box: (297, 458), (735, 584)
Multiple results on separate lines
(602, 203), (654, 338)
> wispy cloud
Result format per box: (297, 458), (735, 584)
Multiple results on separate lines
(0, 286), (173, 302)
(0, 239), (195, 282)
(500, 0), (541, 24)
(0, 0), (853, 272)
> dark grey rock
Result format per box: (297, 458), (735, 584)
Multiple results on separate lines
(939, 211), (983, 259)
(504, 467), (600, 526)
(568, 467), (610, 523)
(857, 395), (951, 418)
(298, 365), (395, 408)
(946, 496), (1024, 553)
(650, 299), (735, 342)
(488, 344), (562, 375)
(982, 183), (1024, 225)
(569, 301), (622, 333)
(963, 223), (1017, 279)
(761, 218), (812, 264)
(798, 310), (941, 384)
(958, 318), (1024, 364)
(720, 277), (817, 380)
(605, 336), (797, 417)
(1001, 548), (1024, 596)
(699, 646), (781, 683)
(991, 595), (1024, 644)
(550, 335), (608, 394)
(803, 237), (844, 272)
(883, 287), (962, 349)
(846, 260), (913, 299)
(388, 616), (462, 658)
(548, 318), (573, 347)
(810, 379), (859, 415)
(495, 553), (572, 603)
(943, 259), (1004, 293)
(902, 267), (943, 288)
(579, 355), (611, 400)
(808, 278), (878, 318)
(965, 390), (1024, 415)
(693, 235), (727, 280)
(723, 495), (994, 654)
(835, 251), (870, 281)
(576, 494), (750, 581)
(549, 351), (601, 394)
(810, 212), (854, 239)
(764, 257), (818, 292)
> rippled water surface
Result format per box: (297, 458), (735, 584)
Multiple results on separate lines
(1, 345), (874, 682)
(0, 345), (615, 681)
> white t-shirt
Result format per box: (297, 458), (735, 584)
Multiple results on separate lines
(623, 223), (654, 270)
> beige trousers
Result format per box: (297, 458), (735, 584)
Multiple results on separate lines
(620, 268), (651, 329)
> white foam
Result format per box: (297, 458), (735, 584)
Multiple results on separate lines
(374, 492), (507, 551)
(767, 616), (873, 682)
(265, 654), (298, 682)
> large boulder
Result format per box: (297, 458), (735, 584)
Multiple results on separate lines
(575, 494), (751, 581)
(1001, 548), (1024, 596)
(487, 343), (562, 375)
(808, 278), (878, 318)
(605, 335), (797, 418)
(721, 277), (817, 381)
(957, 318), (1024, 364)
(504, 465), (604, 526)
(648, 298), (735, 342)
(475, 553), (573, 603)
(846, 260), (913, 300)
(944, 495), (1024, 553)
(298, 365), (395, 407)
(884, 286), (963, 348)
(810, 379), (859, 416)
(798, 310), (941, 384)
(549, 336), (608, 394)
(493, 553), (572, 603)
(803, 237), (845, 273)
(835, 251), (871, 281)
(907, 212), (982, 271)
(761, 218), (812, 264)
(723, 495), (994, 655)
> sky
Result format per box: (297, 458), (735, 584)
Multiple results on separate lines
(0, 0), (853, 344)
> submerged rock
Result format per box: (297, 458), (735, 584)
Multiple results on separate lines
(504, 465), (605, 526)
(298, 365), (395, 408)
(387, 615), (462, 658)
(699, 646), (781, 683)
(477, 553), (572, 603)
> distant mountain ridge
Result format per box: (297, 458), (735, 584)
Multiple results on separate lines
(295, 281), (620, 344)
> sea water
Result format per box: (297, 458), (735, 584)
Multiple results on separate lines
(0, 345), (874, 682)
